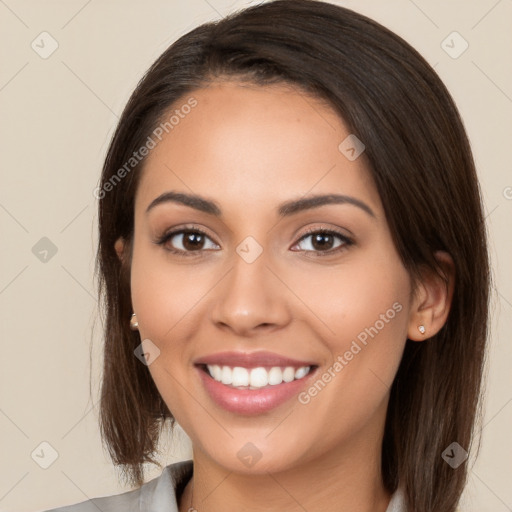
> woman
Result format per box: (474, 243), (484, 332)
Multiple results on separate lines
(44, 1), (489, 511)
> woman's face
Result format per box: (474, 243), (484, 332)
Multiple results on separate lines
(124, 81), (416, 474)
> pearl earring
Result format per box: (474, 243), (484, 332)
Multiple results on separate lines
(130, 313), (139, 331)
(418, 325), (426, 334)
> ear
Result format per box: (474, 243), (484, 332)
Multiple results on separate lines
(407, 251), (455, 341)
(114, 237), (126, 262)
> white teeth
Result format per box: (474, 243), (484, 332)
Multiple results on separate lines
(212, 365), (223, 381)
(205, 364), (312, 388)
(250, 367), (268, 388)
(268, 367), (283, 385)
(232, 367), (249, 387)
(221, 366), (232, 385)
(282, 367), (295, 383)
(294, 366), (309, 379)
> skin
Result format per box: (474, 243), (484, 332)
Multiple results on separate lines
(115, 81), (454, 512)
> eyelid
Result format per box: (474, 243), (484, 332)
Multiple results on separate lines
(295, 224), (352, 241)
(295, 222), (355, 239)
(155, 223), (217, 242)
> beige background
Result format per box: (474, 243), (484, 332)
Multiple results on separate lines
(0, 0), (510, 510)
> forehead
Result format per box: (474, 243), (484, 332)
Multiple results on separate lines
(135, 81), (381, 216)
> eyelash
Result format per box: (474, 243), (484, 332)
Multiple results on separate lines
(154, 225), (354, 258)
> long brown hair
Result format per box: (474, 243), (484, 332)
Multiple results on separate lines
(95, 1), (490, 510)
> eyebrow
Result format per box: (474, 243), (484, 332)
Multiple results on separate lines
(145, 191), (375, 218)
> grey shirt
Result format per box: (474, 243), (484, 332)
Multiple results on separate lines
(41, 459), (406, 511)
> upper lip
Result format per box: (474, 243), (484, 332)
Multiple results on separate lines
(194, 351), (316, 369)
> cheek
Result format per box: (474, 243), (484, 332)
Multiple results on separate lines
(289, 254), (410, 415)
(298, 263), (410, 427)
(288, 254), (411, 349)
(128, 243), (204, 421)
(130, 241), (211, 344)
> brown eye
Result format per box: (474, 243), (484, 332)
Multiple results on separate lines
(310, 232), (336, 250)
(292, 229), (353, 256)
(156, 228), (220, 255)
(180, 231), (206, 251)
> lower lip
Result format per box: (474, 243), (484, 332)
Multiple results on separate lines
(196, 366), (317, 415)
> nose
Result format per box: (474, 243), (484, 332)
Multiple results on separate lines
(210, 247), (292, 337)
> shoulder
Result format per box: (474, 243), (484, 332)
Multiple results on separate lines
(39, 460), (193, 512)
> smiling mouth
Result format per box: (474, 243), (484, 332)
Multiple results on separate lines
(198, 364), (317, 390)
